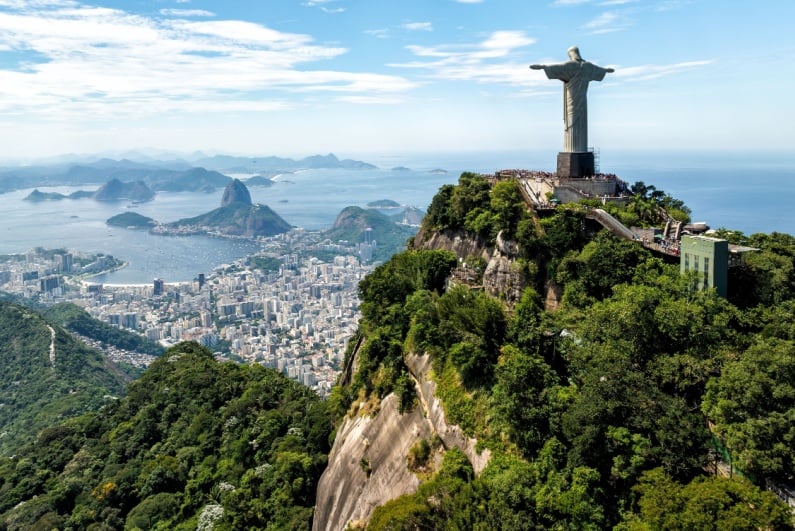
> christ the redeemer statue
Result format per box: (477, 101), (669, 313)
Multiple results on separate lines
(531, 47), (614, 177)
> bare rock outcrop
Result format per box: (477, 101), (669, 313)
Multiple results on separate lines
(418, 228), (526, 305)
(414, 228), (493, 261)
(313, 349), (493, 530)
(313, 394), (430, 531)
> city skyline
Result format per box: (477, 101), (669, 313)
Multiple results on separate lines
(0, 0), (791, 159)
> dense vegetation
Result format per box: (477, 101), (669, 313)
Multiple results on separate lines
(323, 206), (417, 262)
(334, 173), (794, 529)
(43, 302), (164, 357)
(0, 301), (127, 456)
(0, 342), (332, 530)
(106, 212), (157, 229)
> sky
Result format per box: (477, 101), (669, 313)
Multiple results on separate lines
(0, 0), (792, 161)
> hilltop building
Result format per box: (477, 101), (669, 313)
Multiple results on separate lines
(679, 235), (757, 298)
(680, 235), (729, 297)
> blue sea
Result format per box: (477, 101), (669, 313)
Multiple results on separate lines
(1, 150), (793, 283)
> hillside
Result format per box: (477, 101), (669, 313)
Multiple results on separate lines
(0, 301), (128, 455)
(323, 206), (417, 262)
(42, 302), (164, 357)
(315, 172), (795, 529)
(147, 167), (230, 192)
(0, 342), (332, 530)
(93, 178), (155, 202)
(166, 179), (291, 237)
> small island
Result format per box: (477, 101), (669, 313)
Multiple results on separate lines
(391, 166), (411, 172)
(106, 212), (157, 229)
(366, 199), (401, 208)
(245, 175), (275, 187)
(23, 189), (94, 202)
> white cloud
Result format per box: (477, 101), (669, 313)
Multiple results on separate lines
(365, 28), (390, 39)
(582, 11), (632, 34)
(453, 0), (484, 3)
(335, 95), (406, 105)
(302, 0), (345, 12)
(391, 30), (536, 86)
(159, 9), (215, 18)
(614, 59), (713, 81)
(0, 2), (416, 118)
(403, 21), (433, 31)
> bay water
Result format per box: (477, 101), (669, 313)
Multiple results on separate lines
(1, 150), (793, 283)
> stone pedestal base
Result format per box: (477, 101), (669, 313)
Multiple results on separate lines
(557, 152), (594, 178)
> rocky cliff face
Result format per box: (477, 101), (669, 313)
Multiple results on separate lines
(313, 394), (429, 530)
(313, 227), (517, 531)
(221, 178), (252, 206)
(415, 227), (526, 304)
(313, 349), (492, 531)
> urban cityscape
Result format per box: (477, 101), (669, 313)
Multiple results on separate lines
(0, 228), (380, 397)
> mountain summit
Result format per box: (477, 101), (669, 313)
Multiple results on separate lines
(221, 178), (252, 207)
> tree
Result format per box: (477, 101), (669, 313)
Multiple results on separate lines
(490, 180), (526, 239)
(492, 345), (557, 457)
(621, 467), (792, 530)
(702, 338), (795, 481)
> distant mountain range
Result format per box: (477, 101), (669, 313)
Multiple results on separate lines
(0, 153), (377, 194)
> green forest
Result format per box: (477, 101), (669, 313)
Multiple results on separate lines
(43, 302), (164, 357)
(0, 301), (127, 456)
(0, 342), (332, 530)
(333, 173), (795, 529)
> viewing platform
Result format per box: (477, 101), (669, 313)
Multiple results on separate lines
(487, 169), (630, 210)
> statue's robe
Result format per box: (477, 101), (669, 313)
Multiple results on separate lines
(541, 60), (611, 153)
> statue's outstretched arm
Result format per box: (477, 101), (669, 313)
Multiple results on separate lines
(606, 67), (615, 73)
(530, 64), (545, 70)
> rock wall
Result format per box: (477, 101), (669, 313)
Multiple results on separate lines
(313, 351), (493, 530)
(312, 394), (430, 531)
(414, 227), (493, 261)
(416, 228), (526, 305)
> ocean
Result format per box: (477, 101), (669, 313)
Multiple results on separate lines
(1, 150), (793, 283)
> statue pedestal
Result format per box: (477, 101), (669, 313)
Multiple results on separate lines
(557, 152), (594, 178)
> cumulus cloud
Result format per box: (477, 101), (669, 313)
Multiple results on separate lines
(0, 1), (415, 118)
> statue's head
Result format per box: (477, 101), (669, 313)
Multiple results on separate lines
(568, 46), (582, 61)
